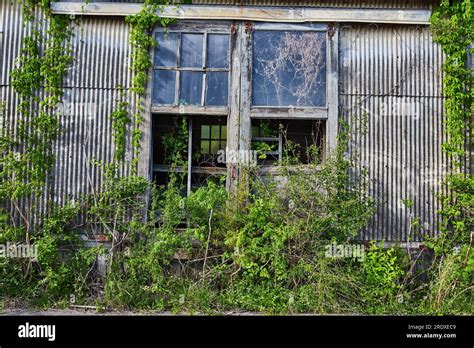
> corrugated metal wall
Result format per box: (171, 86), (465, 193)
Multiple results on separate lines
(0, 2), (134, 216)
(56, 17), (134, 205)
(1, 0), (449, 241)
(340, 24), (447, 241)
(0, 0), (52, 220)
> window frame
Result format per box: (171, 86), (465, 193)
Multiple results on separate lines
(147, 21), (339, 191)
(250, 22), (329, 116)
(238, 21), (339, 171)
(0, 32), (3, 86)
(151, 21), (232, 115)
(151, 114), (228, 196)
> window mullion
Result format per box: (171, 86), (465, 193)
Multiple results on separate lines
(202, 32), (208, 107)
(278, 130), (283, 162)
(187, 117), (193, 196)
(175, 33), (182, 106)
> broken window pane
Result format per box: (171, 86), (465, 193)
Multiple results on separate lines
(205, 72), (228, 106)
(252, 30), (327, 107)
(154, 32), (178, 67)
(251, 119), (325, 165)
(153, 70), (176, 104)
(181, 33), (203, 68)
(180, 71), (203, 105)
(207, 34), (230, 68)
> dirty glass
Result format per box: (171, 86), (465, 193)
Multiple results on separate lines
(154, 32), (178, 67)
(153, 70), (176, 104)
(200, 124), (227, 155)
(181, 33), (203, 68)
(180, 71), (203, 105)
(252, 30), (327, 107)
(207, 34), (230, 68)
(205, 72), (228, 106)
(153, 29), (230, 107)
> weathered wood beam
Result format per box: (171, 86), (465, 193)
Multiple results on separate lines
(50, 3), (431, 25)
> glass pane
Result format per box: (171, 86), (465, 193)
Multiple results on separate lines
(180, 71), (203, 105)
(201, 125), (210, 139)
(205, 72), (228, 106)
(181, 33), (203, 68)
(211, 125), (220, 139)
(200, 140), (209, 154)
(252, 31), (327, 107)
(221, 125), (227, 139)
(207, 34), (230, 68)
(154, 32), (178, 67)
(210, 140), (220, 154)
(153, 70), (176, 105)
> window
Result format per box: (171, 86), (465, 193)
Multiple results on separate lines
(149, 21), (338, 191)
(151, 22), (232, 194)
(252, 30), (326, 107)
(199, 123), (227, 160)
(246, 23), (332, 172)
(251, 119), (325, 166)
(152, 25), (231, 109)
(249, 23), (331, 121)
(152, 115), (227, 194)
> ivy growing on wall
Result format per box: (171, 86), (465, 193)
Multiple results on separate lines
(1, 1), (73, 222)
(110, 86), (131, 162)
(118, 0), (175, 172)
(430, 0), (473, 247)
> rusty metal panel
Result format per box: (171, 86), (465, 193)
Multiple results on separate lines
(340, 24), (448, 241)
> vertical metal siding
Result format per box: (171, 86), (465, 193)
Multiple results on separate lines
(2, 0), (450, 242)
(0, 0), (52, 222)
(0, 2), (134, 222)
(340, 24), (447, 241)
(54, 16), (135, 206)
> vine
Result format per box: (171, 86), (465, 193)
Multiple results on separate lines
(123, 0), (175, 172)
(430, 0), (473, 247)
(1, 1), (74, 220)
(110, 86), (130, 162)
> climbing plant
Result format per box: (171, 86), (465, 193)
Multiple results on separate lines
(120, 0), (175, 172)
(110, 86), (131, 162)
(1, 1), (74, 221)
(430, 0), (473, 247)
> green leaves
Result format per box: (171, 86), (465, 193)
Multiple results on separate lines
(111, 87), (131, 162)
(431, 0), (473, 248)
(3, 10), (73, 202)
(431, 0), (473, 164)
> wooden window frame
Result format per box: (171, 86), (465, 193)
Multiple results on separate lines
(237, 21), (339, 171)
(145, 20), (339, 191)
(0, 32), (3, 86)
(151, 21), (232, 115)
